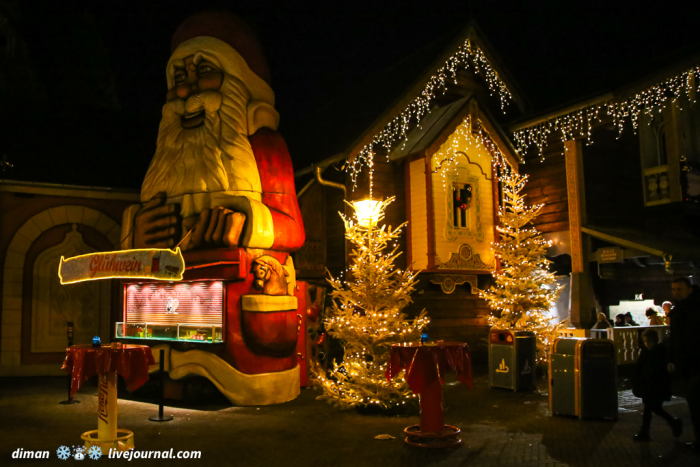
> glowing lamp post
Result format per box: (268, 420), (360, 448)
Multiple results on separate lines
(352, 198), (383, 227)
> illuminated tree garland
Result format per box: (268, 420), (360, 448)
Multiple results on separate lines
(313, 197), (429, 409)
(513, 66), (700, 158)
(478, 171), (564, 360)
(348, 39), (515, 189)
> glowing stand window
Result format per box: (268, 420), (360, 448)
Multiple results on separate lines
(117, 281), (224, 343)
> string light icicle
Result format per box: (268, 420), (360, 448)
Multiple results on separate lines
(348, 38), (514, 189)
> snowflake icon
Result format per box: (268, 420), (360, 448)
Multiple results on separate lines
(87, 445), (102, 460)
(56, 446), (71, 460)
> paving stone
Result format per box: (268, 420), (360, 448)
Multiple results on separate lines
(0, 371), (698, 466)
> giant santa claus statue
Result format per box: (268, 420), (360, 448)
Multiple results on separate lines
(120, 12), (308, 406)
(121, 12), (304, 252)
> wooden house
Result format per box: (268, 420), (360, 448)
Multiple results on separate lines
(295, 23), (700, 358)
(294, 27), (524, 360)
(512, 60), (700, 327)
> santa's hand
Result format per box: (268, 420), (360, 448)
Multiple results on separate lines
(187, 207), (246, 250)
(133, 192), (181, 248)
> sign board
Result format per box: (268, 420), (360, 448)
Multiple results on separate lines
(598, 247), (623, 263)
(598, 263), (617, 280)
(59, 248), (185, 284)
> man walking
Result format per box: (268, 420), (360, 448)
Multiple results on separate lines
(668, 277), (700, 451)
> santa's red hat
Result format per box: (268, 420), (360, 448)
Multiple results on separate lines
(171, 10), (271, 86)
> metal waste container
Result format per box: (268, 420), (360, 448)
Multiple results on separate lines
(549, 337), (617, 419)
(489, 329), (536, 391)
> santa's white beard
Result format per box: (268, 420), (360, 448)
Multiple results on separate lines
(141, 77), (259, 202)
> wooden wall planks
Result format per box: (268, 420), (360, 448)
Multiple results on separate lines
(520, 145), (570, 235)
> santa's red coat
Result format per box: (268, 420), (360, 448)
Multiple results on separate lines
(249, 128), (305, 252)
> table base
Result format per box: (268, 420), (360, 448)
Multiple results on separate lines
(404, 424), (462, 449)
(82, 428), (135, 453)
(59, 399), (81, 405)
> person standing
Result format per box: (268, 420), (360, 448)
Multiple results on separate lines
(662, 301), (673, 325)
(632, 329), (683, 441)
(591, 312), (613, 329)
(646, 307), (666, 326)
(667, 277), (700, 451)
(625, 312), (640, 326)
(615, 314), (630, 326)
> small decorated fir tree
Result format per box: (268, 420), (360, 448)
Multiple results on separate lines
(313, 197), (429, 409)
(480, 170), (562, 358)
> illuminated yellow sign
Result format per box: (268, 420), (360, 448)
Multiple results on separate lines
(59, 248), (185, 284)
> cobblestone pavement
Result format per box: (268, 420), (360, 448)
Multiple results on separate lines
(1, 371), (698, 466)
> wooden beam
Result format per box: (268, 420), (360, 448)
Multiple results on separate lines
(581, 227), (666, 258)
(665, 103), (684, 203)
(492, 161), (501, 269)
(405, 159), (413, 267)
(424, 153), (436, 269)
(564, 139), (598, 329)
(564, 140), (586, 273)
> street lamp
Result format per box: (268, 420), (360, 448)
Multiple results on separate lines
(352, 198), (383, 227)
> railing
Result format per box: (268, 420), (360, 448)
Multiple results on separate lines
(591, 326), (670, 365)
(555, 329), (588, 339)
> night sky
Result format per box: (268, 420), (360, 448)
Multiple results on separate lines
(2, 0), (700, 189)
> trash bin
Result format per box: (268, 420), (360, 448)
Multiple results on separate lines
(549, 337), (617, 420)
(488, 329), (536, 391)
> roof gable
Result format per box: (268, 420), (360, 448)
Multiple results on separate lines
(342, 22), (524, 185)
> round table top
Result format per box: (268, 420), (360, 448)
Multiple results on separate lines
(387, 341), (472, 393)
(62, 344), (155, 397)
(67, 344), (150, 352)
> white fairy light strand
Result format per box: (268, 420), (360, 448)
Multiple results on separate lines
(513, 66), (700, 158)
(433, 116), (511, 191)
(348, 39), (515, 189)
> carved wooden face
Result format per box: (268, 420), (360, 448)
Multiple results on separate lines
(166, 55), (224, 129)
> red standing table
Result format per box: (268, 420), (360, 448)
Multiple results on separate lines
(387, 342), (472, 448)
(62, 344), (155, 452)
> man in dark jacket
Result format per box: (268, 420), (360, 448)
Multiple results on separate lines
(668, 278), (700, 451)
(633, 329), (682, 441)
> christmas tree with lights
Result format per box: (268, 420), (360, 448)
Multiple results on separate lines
(480, 170), (562, 358)
(313, 197), (429, 410)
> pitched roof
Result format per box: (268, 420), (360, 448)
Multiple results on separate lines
(388, 96), (473, 161)
(292, 23), (525, 177)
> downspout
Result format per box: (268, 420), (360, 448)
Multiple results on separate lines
(314, 165), (346, 197)
(313, 165), (348, 269)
